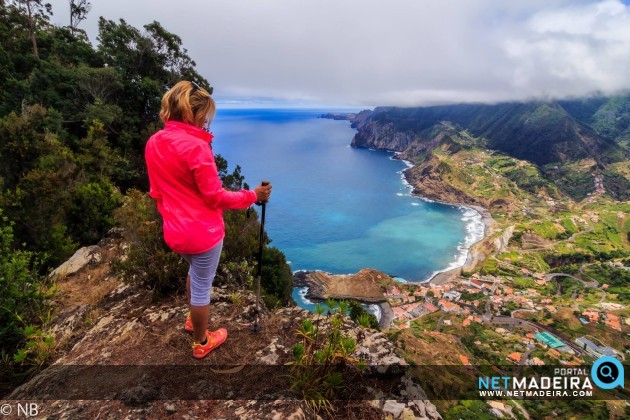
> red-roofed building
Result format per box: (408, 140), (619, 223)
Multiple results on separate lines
(604, 313), (621, 331)
(582, 308), (599, 323)
(439, 301), (461, 313)
(507, 352), (522, 364)
(547, 348), (561, 358)
(423, 303), (438, 312)
(469, 279), (486, 290)
(429, 288), (443, 298)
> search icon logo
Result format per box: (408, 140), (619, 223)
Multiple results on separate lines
(591, 356), (625, 390)
(599, 365), (614, 379)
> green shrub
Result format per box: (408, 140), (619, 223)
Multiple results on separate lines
(68, 180), (122, 245)
(0, 212), (52, 363)
(260, 246), (293, 307)
(289, 301), (362, 415)
(349, 301), (379, 329)
(113, 189), (187, 297)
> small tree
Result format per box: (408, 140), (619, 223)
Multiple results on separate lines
(16, 0), (52, 61)
(69, 0), (90, 35)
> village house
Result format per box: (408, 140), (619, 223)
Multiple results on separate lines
(423, 302), (438, 313)
(466, 279), (487, 290)
(443, 291), (462, 301)
(547, 348), (561, 358)
(507, 352), (522, 364)
(438, 299), (461, 313)
(401, 302), (422, 316)
(428, 288), (443, 298)
(414, 288), (427, 297)
(603, 313), (621, 331)
(386, 285), (407, 299)
(582, 308), (599, 323)
(600, 302), (623, 311)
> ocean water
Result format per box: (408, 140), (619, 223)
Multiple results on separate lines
(210, 108), (484, 291)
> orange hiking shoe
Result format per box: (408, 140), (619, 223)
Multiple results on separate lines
(184, 313), (193, 332)
(192, 328), (228, 359)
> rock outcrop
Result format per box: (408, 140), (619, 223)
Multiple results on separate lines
(49, 245), (101, 279)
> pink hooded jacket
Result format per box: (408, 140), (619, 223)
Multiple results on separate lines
(145, 121), (257, 254)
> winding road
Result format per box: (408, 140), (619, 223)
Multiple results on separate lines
(545, 272), (598, 288)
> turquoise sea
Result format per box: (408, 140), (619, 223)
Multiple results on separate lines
(210, 109), (484, 310)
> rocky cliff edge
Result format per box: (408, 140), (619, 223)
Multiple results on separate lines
(7, 237), (440, 419)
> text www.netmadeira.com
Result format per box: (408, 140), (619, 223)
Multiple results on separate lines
(479, 390), (593, 397)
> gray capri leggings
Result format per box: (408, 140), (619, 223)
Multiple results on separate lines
(180, 240), (223, 306)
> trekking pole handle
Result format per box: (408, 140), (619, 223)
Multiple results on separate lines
(255, 180), (270, 206)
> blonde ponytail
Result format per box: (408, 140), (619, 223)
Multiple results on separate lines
(159, 81), (215, 127)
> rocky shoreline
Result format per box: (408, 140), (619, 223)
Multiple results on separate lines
(426, 203), (496, 285)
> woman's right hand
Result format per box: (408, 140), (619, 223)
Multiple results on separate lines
(254, 182), (272, 203)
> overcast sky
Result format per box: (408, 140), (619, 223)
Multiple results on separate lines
(46, 0), (630, 107)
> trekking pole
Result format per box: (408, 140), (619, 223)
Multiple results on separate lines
(252, 180), (269, 332)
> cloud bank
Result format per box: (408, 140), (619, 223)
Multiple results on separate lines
(47, 0), (630, 106)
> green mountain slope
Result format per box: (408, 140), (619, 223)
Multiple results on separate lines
(352, 97), (630, 201)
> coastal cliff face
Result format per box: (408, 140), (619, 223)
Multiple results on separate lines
(347, 99), (630, 201)
(403, 153), (479, 207)
(9, 240), (440, 419)
(351, 120), (418, 151)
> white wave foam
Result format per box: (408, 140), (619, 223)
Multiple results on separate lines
(423, 205), (485, 282)
(363, 304), (382, 322)
(410, 202), (419, 206)
(296, 287), (315, 305)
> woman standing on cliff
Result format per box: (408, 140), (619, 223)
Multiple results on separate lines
(145, 81), (272, 359)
